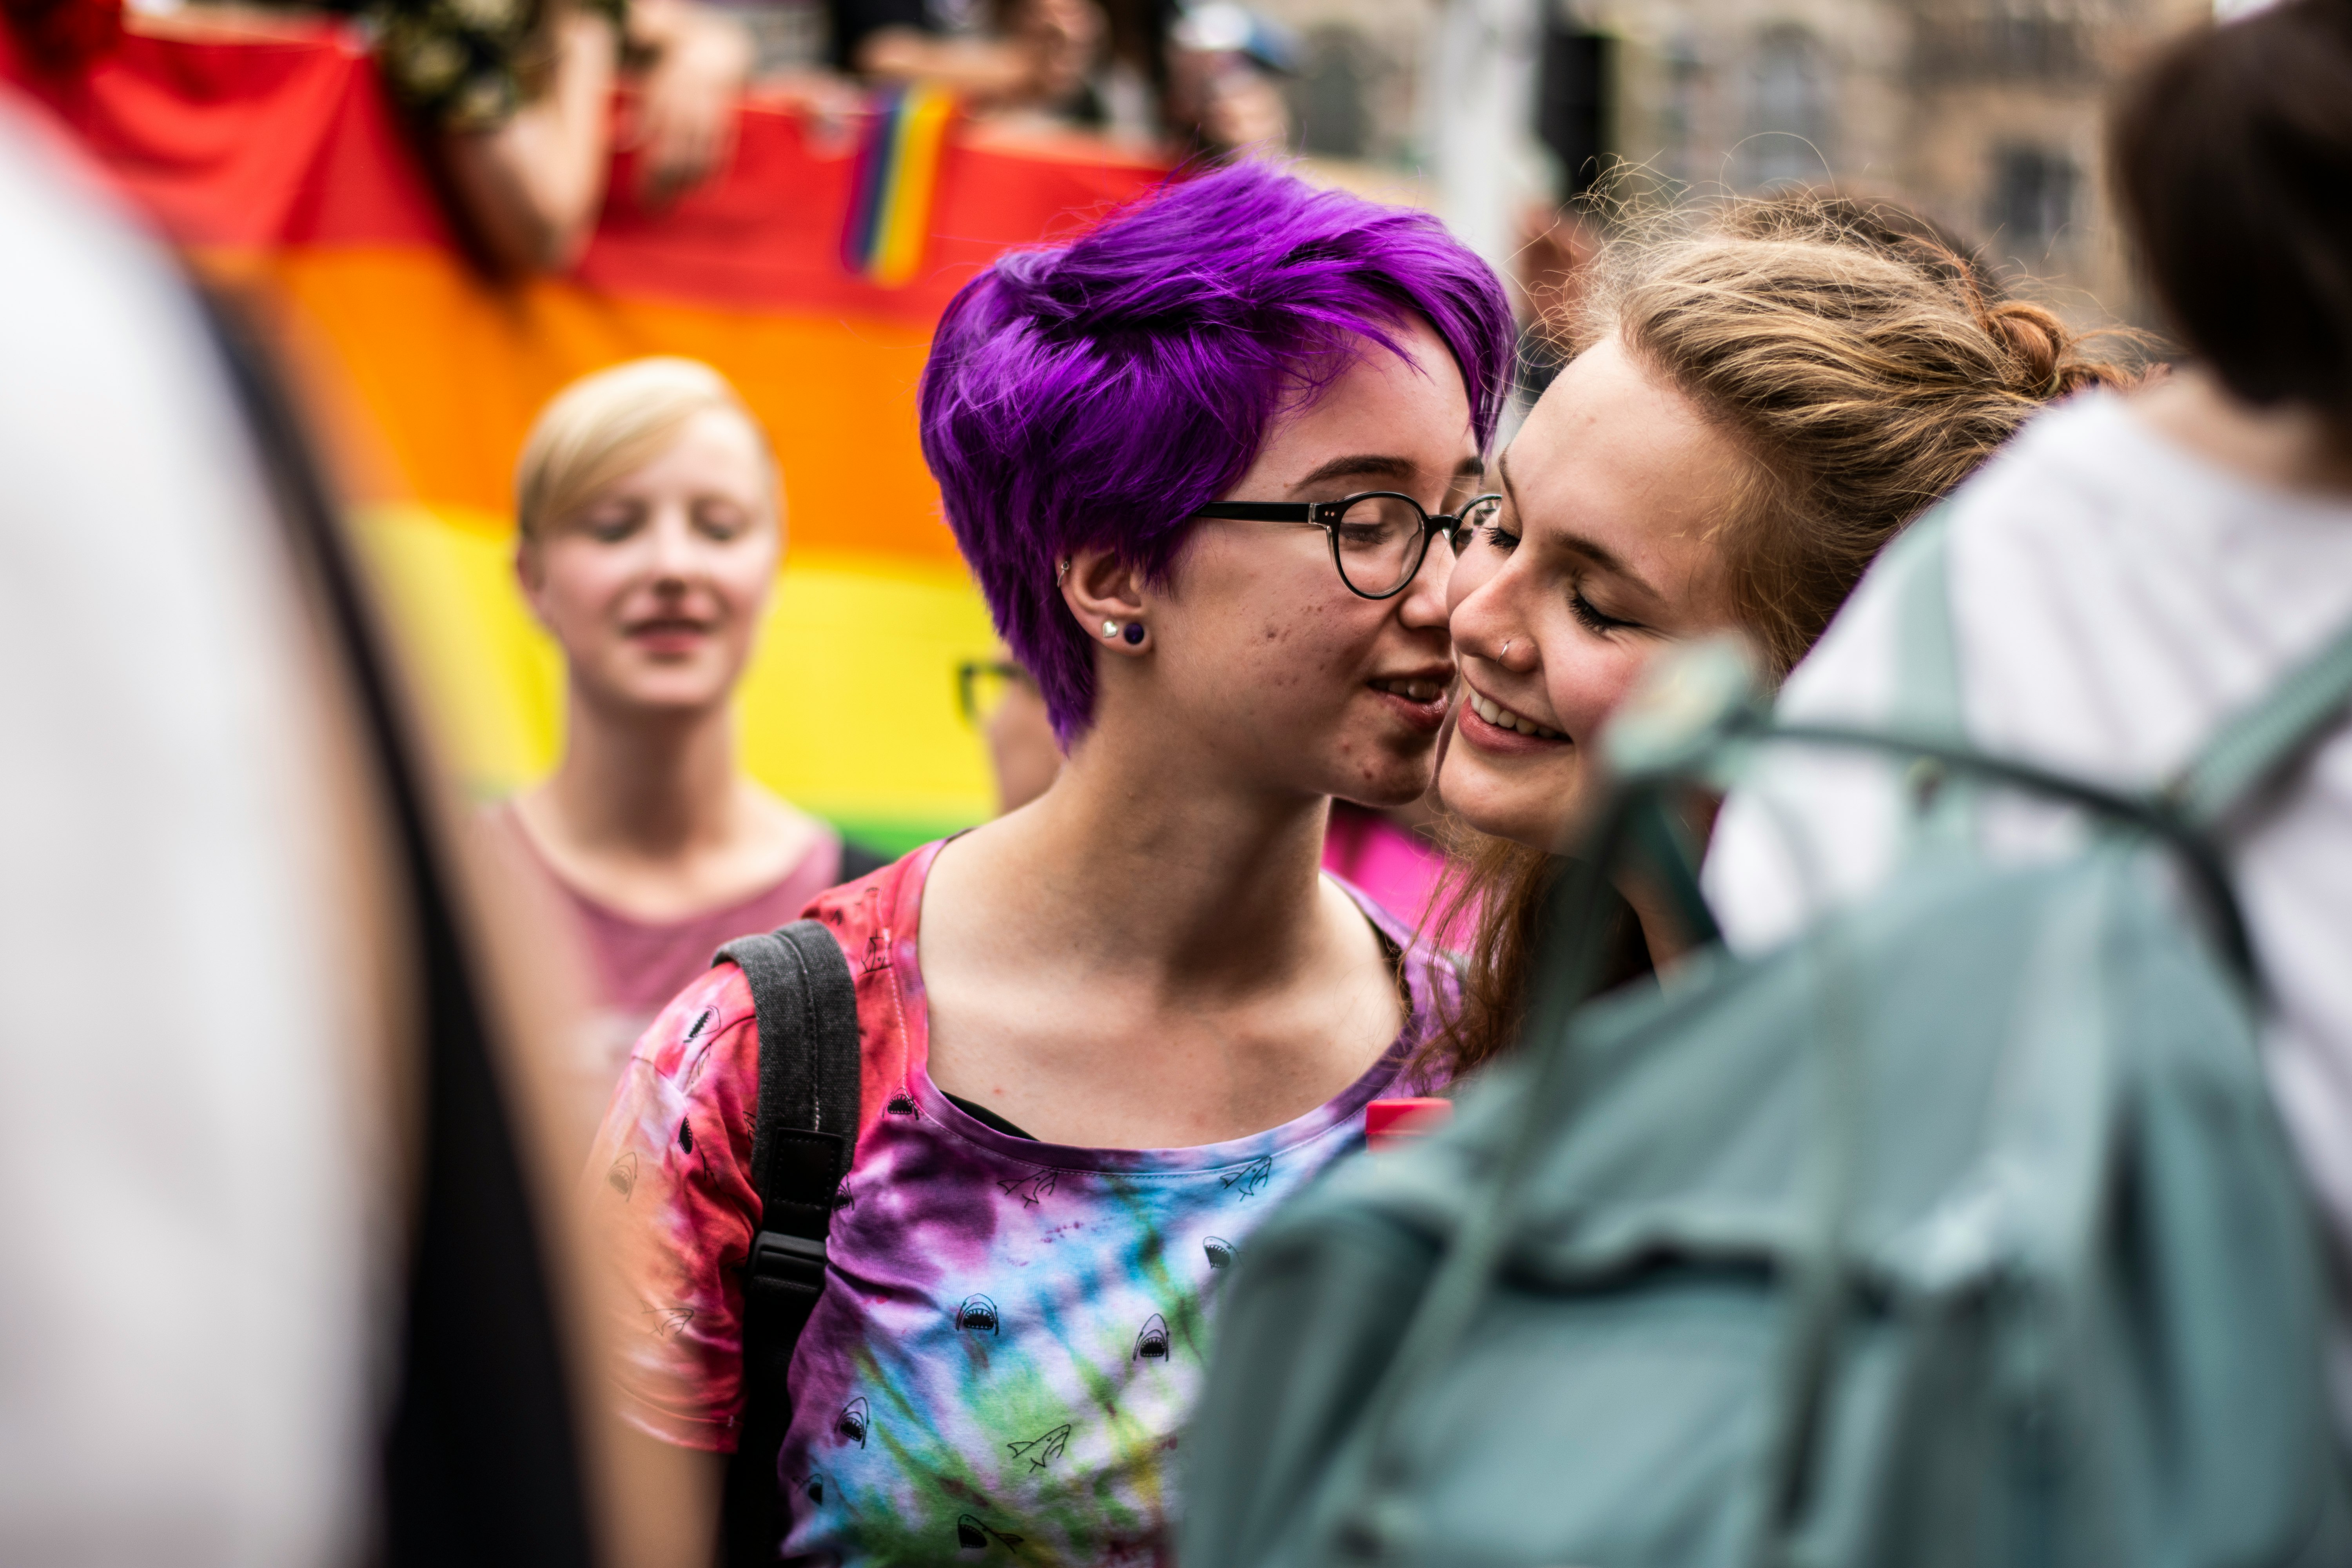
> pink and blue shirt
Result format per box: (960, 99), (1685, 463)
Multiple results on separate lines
(590, 839), (1452, 1566)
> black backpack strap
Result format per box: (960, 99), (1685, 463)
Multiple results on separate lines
(712, 919), (863, 1568)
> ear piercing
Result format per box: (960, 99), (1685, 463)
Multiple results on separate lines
(1103, 620), (1146, 645)
(1057, 558), (1072, 584)
(1103, 620), (1120, 639)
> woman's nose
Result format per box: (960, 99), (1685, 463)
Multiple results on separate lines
(1450, 576), (1533, 670)
(645, 507), (699, 580)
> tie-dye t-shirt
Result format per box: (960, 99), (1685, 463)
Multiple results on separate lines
(590, 839), (1452, 1566)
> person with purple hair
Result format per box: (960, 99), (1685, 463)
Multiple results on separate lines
(586, 160), (1514, 1565)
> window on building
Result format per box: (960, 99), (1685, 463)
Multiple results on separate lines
(1291, 26), (1370, 160)
(1744, 26), (1833, 189)
(1985, 144), (2078, 257)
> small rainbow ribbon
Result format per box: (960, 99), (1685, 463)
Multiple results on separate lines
(840, 83), (959, 288)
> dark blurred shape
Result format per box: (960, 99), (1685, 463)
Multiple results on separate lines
(210, 304), (597, 1568)
(2112, 0), (2352, 417)
(1535, 18), (1608, 202)
(1985, 142), (2077, 259)
(0, 0), (117, 73)
(1290, 24), (1367, 158)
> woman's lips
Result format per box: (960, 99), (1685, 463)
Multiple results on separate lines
(625, 619), (712, 655)
(1457, 696), (1571, 755)
(1368, 674), (1452, 735)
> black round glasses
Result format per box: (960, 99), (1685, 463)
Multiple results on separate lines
(1192, 491), (1504, 600)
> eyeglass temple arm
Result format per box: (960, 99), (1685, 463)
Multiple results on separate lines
(1192, 502), (1317, 522)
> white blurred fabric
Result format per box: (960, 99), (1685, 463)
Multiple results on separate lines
(1704, 389), (2352, 1433)
(0, 112), (372, 1562)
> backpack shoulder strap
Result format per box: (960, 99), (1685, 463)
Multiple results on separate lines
(2167, 616), (2352, 831)
(711, 918), (862, 1568)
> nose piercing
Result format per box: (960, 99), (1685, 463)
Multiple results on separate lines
(1501, 638), (1514, 657)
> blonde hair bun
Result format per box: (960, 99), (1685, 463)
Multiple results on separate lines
(515, 358), (774, 539)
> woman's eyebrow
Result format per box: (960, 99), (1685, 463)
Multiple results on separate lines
(1497, 448), (1666, 604)
(1292, 453), (1419, 489)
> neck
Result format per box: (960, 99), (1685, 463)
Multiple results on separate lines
(2135, 366), (2352, 498)
(541, 686), (741, 858)
(963, 713), (1338, 1000)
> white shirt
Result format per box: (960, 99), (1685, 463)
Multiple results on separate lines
(1706, 389), (2352, 1420)
(0, 113), (372, 1563)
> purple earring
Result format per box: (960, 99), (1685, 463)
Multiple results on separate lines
(1122, 621), (1146, 646)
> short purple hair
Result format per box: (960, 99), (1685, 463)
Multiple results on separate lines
(919, 162), (1515, 744)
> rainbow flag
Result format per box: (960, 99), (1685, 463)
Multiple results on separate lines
(0, 26), (1163, 850)
(841, 83), (960, 288)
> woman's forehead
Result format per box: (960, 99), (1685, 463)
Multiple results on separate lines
(1508, 342), (1748, 561)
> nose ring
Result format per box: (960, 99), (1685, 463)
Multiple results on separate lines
(1501, 638), (1514, 657)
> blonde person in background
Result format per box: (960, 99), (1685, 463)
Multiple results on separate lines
(496, 358), (884, 1137)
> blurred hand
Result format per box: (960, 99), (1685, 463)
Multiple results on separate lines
(624, 0), (753, 205)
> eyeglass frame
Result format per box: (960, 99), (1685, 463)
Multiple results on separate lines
(956, 658), (1034, 725)
(1191, 490), (1504, 601)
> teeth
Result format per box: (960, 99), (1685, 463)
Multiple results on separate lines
(1470, 691), (1564, 740)
(1373, 679), (1445, 703)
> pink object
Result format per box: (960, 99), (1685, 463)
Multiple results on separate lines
(1321, 801), (1446, 931)
(1365, 1097), (1453, 1151)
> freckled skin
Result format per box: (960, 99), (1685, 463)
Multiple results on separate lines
(1122, 318), (1475, 810)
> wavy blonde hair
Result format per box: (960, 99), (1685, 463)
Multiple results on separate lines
(515, 357), (775, 540)
(1425, 192), (2139, 1081)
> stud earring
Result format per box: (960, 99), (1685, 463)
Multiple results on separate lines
(1103, 620), (1120, 639)
(1122, 621), (1146, 646)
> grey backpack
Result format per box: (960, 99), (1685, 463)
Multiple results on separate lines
(1184, 517), (2352, 1568)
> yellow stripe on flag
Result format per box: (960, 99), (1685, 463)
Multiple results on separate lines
(873, 87), (957, 287)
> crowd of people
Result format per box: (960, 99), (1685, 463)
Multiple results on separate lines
(9, 0), (2352, 1563)
(33, 0), (1298, 271)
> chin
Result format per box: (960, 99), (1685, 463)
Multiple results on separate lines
(1439, 757), (1572, 853)
(1323, 753), (1437, 811)
(607, 683), (732, 717)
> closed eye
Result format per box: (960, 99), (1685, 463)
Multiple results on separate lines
(1570, 588), (1640, 634)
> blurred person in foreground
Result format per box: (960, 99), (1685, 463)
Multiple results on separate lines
(0, 93), (377, 1567)
(1420, 192), (2130, 1079)
(498, 358), (883, 1138)
(1704, 0), (2352, 1437)
(0, 96), (699, 1566)
(587, 161), (1513, 1565)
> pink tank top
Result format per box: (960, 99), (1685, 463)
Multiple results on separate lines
(495, 803), (845, 1131)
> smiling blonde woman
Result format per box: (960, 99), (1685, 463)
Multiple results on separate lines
(1423, 193), (2134, 1080)
(497, 358), (882, 1132)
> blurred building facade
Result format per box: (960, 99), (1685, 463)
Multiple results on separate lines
(1265, 0), (2211, 325)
